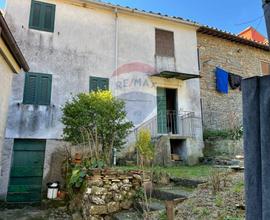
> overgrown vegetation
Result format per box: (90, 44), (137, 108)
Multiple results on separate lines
(135, 129), (155, 219)
(208, 169), (230, 194)
(203, 126), (243, 141)
(61, 91), (133, 166)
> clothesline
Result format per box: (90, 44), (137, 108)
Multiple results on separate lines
(216, 67), (242, 94)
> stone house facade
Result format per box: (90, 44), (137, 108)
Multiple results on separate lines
(0, 12), (29, 178)
(197, 27), (270, 131)
(0, 0), (203, 202)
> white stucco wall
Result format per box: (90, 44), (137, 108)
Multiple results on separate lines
(4, 0), (201, 139)
(0, 0), (204, 198)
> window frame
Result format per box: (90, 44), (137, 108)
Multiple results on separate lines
(23, 72), (52, 106)
(29, 0), (56, 33)
(155, 28), (175, 57)
(260, 60), (270, 76)
(89, 76), (109, 92)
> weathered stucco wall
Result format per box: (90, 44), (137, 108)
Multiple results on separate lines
(0, 0), (204, 198)
(4, 0), (202, 139)
(198, 33), (270, 130)
(0, 55), (14, 172)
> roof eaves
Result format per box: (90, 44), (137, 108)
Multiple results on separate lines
(79, 0), (200, 27)
(198, 26), (270, 51)
(0, 12), (29, 72)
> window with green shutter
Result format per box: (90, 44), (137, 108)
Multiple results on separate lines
(23, 73), (52, 105)
(29, 0), (56, 32)
(89, 76), (109, 92)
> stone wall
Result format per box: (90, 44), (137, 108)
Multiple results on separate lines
(198, 33), (270, 130)
(204, 138), (243, 158)
(70, 169), (142, 219)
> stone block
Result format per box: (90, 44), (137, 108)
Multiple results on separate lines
(90, 205), (108, 215)
(107, 202), (120, 213)
(91, 186), (106, 195)
(120, 200), (133, 210)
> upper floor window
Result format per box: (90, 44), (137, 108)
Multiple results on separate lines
(155, 29), (175, 57)
(261, 61), (270, 75)
(29, 0), (56, 32)
(23, 72), (52, 105)
(89, 76), (109, 92)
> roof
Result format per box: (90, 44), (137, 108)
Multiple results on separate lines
(83, 0), (270, 51)
(0, 11), (29, 72)
(198, 26), (270, 51)
(152, 71), (200, 80)
(74, 0), (199, 27)
(238, 26), (268, 44)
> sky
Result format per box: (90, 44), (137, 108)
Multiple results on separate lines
(0, 0), (268, 37)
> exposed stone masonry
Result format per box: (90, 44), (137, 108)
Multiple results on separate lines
(70, 169), (142, 220)
(198, 33), (270, 130)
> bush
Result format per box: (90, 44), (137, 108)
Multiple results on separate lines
(61, 91), (133, 166)
(203, 126), (243, 141)
(135, 129), (154, 167)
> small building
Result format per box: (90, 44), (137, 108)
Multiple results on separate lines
(0, 11), (29, 186)
(1, 0), (203, 202)
(197, 26), (270, 131)
(238, 26), (268, 45)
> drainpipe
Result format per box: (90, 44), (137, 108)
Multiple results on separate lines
(114, 7), (119, 96)
(113, 8), (119, 166)
(262, 0), (270, 42)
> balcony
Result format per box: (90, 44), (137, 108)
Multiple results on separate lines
(135, 111), (197, 138)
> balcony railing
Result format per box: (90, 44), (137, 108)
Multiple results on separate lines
(134, 111), (197, 138)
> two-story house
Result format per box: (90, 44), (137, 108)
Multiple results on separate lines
(0, 0), (203, 202)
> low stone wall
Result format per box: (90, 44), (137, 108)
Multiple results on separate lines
(71, 169), (142, 219)
(203, 138), (243, 158)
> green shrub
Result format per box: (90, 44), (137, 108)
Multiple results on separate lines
(203, 126), (243, 140)
(61, 91), (133, 165)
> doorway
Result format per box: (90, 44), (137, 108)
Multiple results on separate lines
(157, 87), (178, 134)
(7, 139), (46, 203)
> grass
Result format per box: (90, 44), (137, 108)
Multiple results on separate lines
(115, 165), (213, 180)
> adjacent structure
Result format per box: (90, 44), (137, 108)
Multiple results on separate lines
(1, 0), (203, 202)
(0, 11), (29, 186)
(197, 26), (270, 131)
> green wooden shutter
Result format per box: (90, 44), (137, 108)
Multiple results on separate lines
(157, 87), (167, 134)
(90, 77), (98, 92)
(29, 1), (42, 29)
(29, 1), (55, 32)
(23, 73), (52, 105)
(90, 77), (109, 92)
(38, 74), (52, 105)
(99, 78), (109, 90)
(23, 73), (39, 104)
(43, 4), (55, 32)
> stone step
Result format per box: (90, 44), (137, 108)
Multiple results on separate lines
(150, 187), (188, 201)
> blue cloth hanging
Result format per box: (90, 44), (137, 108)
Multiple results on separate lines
(216, 67), (228, 94)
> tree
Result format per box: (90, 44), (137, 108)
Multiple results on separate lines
(61, 91), (133, 166)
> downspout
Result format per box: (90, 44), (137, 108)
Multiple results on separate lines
(113, 8), (118, 166)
